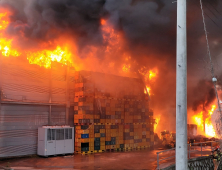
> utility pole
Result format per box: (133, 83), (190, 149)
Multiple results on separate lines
(176, 0), (187, 169)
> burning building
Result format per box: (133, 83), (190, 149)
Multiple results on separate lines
(0, 0), (222, 157)
(0, 56), (154, 157)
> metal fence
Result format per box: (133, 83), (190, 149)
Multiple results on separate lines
(156, 140), (220, 170)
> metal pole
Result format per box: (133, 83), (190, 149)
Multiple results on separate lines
(65, 65), (70, 125)
(49, 64), (52, 125)
(157, 153), (159, 170)
(188, 144), (190, 159)
(176, 0), (187, 169)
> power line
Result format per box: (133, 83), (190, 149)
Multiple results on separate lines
(199, 0), (222, 135)
(207, 2), (221, 15)
(191, 0), (222, 30)
(203, 2), (218, 18)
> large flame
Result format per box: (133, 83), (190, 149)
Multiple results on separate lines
(192, 105), (216, 137)
(138, 67), (158, 82)
(149, 69), (158, 80)
(0, 38), (20, 57)
(144, 86), (151, 95)
(0, 12), (9, 31)
(205, 105), (216, 137)
(0, 11), (20, 57)
(154, 116), (161, 131)
(27, 46), (72, 68)
(0, 9), (162, 138)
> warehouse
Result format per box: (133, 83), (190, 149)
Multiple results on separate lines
(0, 56), (154, 158)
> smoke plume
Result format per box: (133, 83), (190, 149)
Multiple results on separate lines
(1, 0), (222, 132)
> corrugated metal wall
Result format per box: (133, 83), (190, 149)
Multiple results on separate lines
(0, 104), (74, 157)
(0, 57), (75, 158)
(1, 57), (75, 103)
(0, 104), (48, 157)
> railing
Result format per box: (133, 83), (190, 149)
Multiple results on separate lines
(156, 140), (220, 170)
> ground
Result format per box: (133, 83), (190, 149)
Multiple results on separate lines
(0, 149), (165, 170)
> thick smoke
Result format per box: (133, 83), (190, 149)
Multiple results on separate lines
(190, 80), (216, 111)
(1, 0), (222, 132)
(0, 0), (107, 49)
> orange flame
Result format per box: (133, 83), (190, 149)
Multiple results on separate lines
(192, 105), (216, 137)
(0, 38), (20, 57)
(0, 11), (20, 57)
(27, 46), (72, 68)
(144, 86), (151, 95)
(205, 105), (216, 137)
(154, 116), (161, 131)
(138, 67), (158, 82)
(149, 69), (157, 80)
(101, 19), (106, 26)
(101, 18), (121, 53)
(208, 105), (216, 115)
(192, 111), (204, 131)
(122, 64), (131, 72)
(0, 12), (9, 31)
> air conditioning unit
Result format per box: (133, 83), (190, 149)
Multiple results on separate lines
(37, 126), (74, 156)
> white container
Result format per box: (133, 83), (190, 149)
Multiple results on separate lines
(37, 126), (74, 156)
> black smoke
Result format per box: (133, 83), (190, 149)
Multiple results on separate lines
(1, 0), (222, 131)
(190, 80), (216, 111)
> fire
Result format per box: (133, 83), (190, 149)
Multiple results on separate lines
(0, 38), (20, 57)
(205, 105), (216, 137)
(192, 105), (216, 137)
(0, 10), (74, 68)
(208, 105), (216, 115)
(0, 11), (20, 57)
(138, 67), (158, 82)
(122, 64), (131, 72)
(0, 9), (161, 139)
(205, 122), (215, 137)
(101, 19), (106, 26)
(154, 116), (161, 131)
(192, 111), (204, 131)
(149, 69), (157, 80)
(144, 86), (151, 95)
(27, 46), (72, 68)
(101, 18), (121, 53)
(0, 12), (9, 31)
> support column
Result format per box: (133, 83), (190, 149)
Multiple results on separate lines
(0, 56), (2, 115)
(48, 65), (52, 125)
(65, 65), (70, 125)
(176, 0), (187, 169)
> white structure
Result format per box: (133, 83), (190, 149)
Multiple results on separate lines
(176, 0), (187, 169)
(38, 126), (74, 156)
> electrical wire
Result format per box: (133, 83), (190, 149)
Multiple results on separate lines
(199, 0), (222, 126)
(192, 0), (222, 30)
(202, 2), (218, 18)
